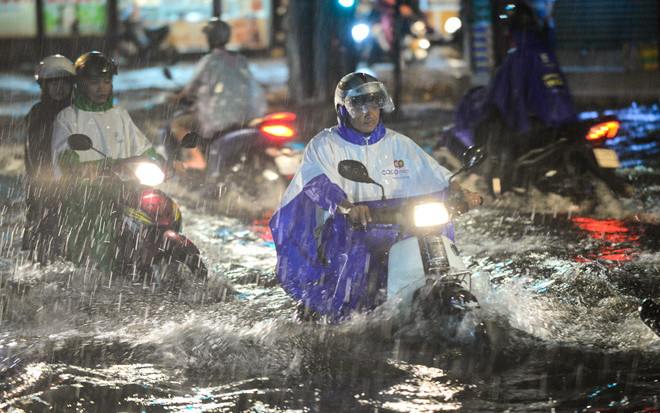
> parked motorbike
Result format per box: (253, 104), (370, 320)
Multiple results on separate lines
(116, 18), (178, 66)
(336, 147), (487, 338)
(66, 133), (207, 287)
(436, 106), (627, 203)
(158, 109), (302, 219)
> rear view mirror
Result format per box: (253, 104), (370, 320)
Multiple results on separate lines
(181, 132), (202, 148)
(338, 160), (374, 184)
(67, 134), (93, 151)
(462, 146), (486, 170)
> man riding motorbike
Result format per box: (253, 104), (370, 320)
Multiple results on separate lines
(269, 72), (482, 322)
(166, 18), (267, 172)
(23, 54), (75, 256)
(50, 51), (163, 270)
(453, 0), (577, 192)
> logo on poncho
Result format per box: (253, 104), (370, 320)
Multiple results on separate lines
(382, 159), (409, 178)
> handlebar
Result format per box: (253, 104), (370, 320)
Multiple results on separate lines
(346, 193), (469, 229)
(80, 155), (168, 187)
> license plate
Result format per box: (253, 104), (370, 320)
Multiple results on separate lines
(593, 148), (620, 168)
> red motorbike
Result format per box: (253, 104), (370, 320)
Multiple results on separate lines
(67, 133), (207, 286)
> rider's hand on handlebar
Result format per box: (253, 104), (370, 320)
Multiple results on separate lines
(450, 182), (483, 210)
(464, 190), (483, 208)
(338, 201), (372, 226)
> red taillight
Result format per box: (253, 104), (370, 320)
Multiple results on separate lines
(263, 112), (296, 122)
(261, 124), (294, 138)
(586, 120), (619, 141)
(260, 112), (296, 142)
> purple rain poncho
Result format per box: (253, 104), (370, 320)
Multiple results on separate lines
(454, 29), (577, 146)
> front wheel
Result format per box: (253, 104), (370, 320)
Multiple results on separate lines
(413, 281), (487, 343)
(148, 253), (207, 288)
(142, 229), (208, 289)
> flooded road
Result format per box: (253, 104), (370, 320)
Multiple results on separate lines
(1, 101), (659, 411)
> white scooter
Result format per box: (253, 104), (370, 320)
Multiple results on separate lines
(337, 147), (486, 337)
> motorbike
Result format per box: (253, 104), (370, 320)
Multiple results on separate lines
(158, 108), (302, 219)
(336, 147), (487, 338)
(116, 17), (178, 66)
(65, 133), (207, 287)
(436, 105), (627, 203)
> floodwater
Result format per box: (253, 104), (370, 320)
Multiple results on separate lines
(1, 92), (660, 411)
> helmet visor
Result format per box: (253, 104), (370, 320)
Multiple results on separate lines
(344, 82), (395, 118)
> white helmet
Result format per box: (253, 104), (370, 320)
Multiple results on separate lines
(35, 54), (75, 82)
(334, 72), (394, 118)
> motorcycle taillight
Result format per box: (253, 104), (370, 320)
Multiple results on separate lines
(586, 120), (619, 143)
(260, 112), (296, 143)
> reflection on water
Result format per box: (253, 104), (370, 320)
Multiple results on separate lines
(571, 217), (641, 262)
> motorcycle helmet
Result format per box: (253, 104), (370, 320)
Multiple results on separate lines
(203, 18), (232, 48)
(34, 54), (75, 82)
(334, 72), (395, 118)
(500, 1), (539, 33)
(74, 51), (118, 79)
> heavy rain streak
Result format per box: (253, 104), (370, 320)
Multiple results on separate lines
(1, 15), (660, 413)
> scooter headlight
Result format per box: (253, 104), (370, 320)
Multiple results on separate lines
(413, 202), (450, 227)
(135, 162), (165, 186)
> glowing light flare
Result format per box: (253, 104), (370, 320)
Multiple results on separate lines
(586, 121), (620, 141)
(351, 23), (371, 42)
(261, 125), (295, 140)
(444, 17), (462, 34)
(261, 112), (296, 142)
(338, 0), (354, 7)
(135, 163), (165, 186)
(418, 38), (431, 50)
(413, 202), (450, 227)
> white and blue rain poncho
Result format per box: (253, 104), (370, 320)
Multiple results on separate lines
(269, 120), (454, 321)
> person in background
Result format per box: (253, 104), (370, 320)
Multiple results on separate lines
(22, 54), (75, 255)
(166, 17), (266, 171)
(453, 0), (575, 192)
(269, 72), (482, 322)
(525, 0), (556, 48)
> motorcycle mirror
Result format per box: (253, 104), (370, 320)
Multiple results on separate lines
(67, 133), (108, 157)
(462, 146), (486, 169)
(181, 132), (202, 148)
(338, 160), (375, 184)
(338, 160), (388, 206)
(449, 146), (486, 181)
(67, 134), (94, 151)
